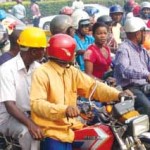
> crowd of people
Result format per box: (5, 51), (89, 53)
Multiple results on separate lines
(0, 0), (150, 150)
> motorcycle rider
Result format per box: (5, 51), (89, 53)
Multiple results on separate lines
(109, 4), (124, 45)
(114, 17), (150, 116)
(0, 27), (47, 150)
(40, 14), (75, 64)
(30, 33), (134, 150)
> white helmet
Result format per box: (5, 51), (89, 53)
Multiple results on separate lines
(71, 9), (90, 29)
(141, 1), (150, 10)
(124, 17), (147, 32)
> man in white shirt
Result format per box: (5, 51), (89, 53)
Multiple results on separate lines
(0, 27), (47, 150)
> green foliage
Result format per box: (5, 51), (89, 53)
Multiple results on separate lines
(0, 0), (145, 22)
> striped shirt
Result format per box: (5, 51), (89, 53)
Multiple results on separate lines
(114, 39), (150, 87)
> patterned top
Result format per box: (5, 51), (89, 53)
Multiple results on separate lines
(114, 39), (150, 87)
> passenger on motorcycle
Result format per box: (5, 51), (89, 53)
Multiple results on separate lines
(114, 17), (150, 116)
(84, 22), (112, 79)
(72, 9), (94, 71)
(30, 33), (134, 150)
(0, 27), (47, 150)
(97, 15), (118, 54)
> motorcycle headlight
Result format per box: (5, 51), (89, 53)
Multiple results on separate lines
(126, 115), (149, 137)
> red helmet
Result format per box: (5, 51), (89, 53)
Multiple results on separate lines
(47, 34), (76, 62)
(132, 4), (141, 17)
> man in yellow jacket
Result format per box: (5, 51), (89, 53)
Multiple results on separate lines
(30, 34), (133, 150)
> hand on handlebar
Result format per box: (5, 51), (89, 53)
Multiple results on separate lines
(118, 89), (135, 100)
(66, 106), (80, 119)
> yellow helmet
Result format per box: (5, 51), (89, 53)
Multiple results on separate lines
(17, 27), (47, 48)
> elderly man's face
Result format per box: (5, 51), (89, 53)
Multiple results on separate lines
(136, 29), (146, 45)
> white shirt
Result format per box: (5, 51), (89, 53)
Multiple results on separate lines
(112, 23), (122, 44)
(0, 53), (40, 124)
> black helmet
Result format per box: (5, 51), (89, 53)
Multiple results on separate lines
(97, 15), (113, 24)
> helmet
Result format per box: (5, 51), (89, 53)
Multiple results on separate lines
(126, 12), (134, 19)
(84, 7), (99, 17)
(109, 5), (124, 14)
(141, 1), (150, 10)
(2, 18), (17, 35)
(60, 6), (74, 16)
(50, 15), (72, 35)
(47, 34), (76, 62)
(140, 2), (150, 19)
(78, 19), (90, 27)
(133, 5), (141, 17)
(71, 9), (90, 29)
(17, 27), (47, 48)
(124, 0), (135, 12)
(0, 9), (6, 21)
(97, 15), (113, 24)
(124, 17), (147, 32)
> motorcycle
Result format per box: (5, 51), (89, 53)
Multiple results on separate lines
(1, 84), (150, 150)
(73, 98), (149, 150)
(73, 82), (150, 150)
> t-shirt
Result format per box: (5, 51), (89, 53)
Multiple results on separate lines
(84, 44), (112, 78)
(74, 33), (94, 71)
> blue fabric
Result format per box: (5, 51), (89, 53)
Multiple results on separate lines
(0, 52), (13, 65)
(33, 17), (40, 27)
(74, 34), (94, 71)
(114, 39), (150, 87)
(40, 138), (72, 150)
(123, 85), (150, 116)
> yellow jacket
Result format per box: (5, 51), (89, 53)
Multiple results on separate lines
(30, 61), (120, 142)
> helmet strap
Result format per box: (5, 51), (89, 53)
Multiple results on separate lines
(49, 57), (72, 67)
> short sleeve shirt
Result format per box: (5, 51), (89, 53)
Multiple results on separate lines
(84, 44), (112, 78)
(0, 53), (40, 124)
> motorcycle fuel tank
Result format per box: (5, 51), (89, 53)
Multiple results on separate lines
(73, 124), (114, 150)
